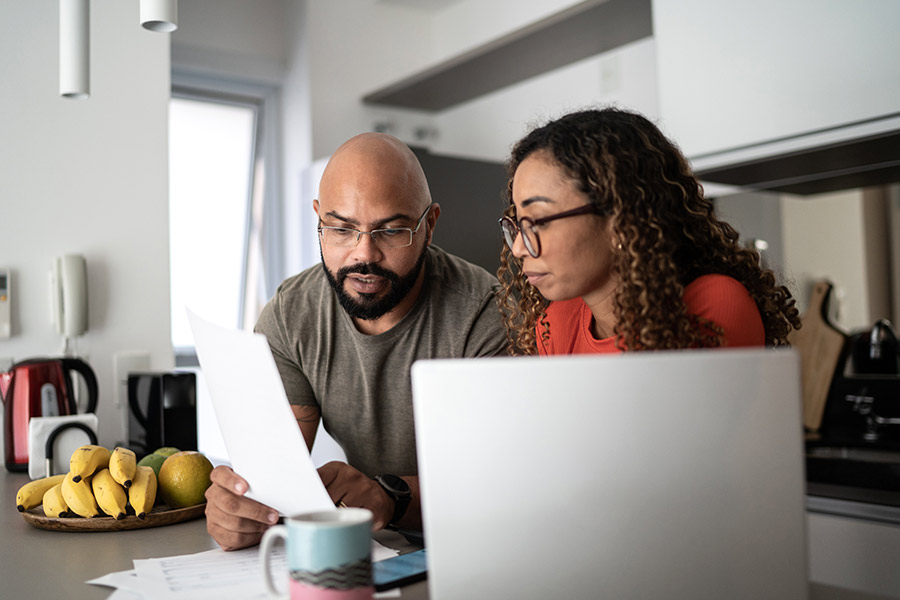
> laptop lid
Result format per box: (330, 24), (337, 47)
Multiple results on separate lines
(411, 349), (808, 600)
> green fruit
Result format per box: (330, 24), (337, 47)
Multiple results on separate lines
(153, 447), (180, 457)
(137, 453), (168, 478)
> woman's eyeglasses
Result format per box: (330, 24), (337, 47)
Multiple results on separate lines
(499, 203), (602, 258)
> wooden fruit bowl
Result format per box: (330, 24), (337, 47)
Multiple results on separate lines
(21, 503), (206, 532)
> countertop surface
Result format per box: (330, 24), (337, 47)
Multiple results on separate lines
(3, 471), (426, 599)
(2, 471), (895, 599)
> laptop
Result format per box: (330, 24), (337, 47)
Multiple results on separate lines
(411, 348), (808, 600)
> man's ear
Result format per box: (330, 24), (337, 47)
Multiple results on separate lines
(313, 199), (320, 217)
(425, 203), (441, 245)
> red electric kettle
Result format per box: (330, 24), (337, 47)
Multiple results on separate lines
(1, 357), (98, 472)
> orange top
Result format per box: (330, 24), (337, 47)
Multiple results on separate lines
(536, 274), (765, 355)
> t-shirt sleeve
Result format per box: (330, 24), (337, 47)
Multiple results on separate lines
(462, 285), (508, 358)
(683, 275), (765, 347)
(254, 295), (319, 407)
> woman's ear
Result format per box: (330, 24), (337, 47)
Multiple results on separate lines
(604, 217), (621, 250)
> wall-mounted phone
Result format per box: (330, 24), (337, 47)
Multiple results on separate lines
(49, 255), (88, 337)
(0, 267), (10, 338)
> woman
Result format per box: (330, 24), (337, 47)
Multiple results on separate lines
(497, 108), (800, 355)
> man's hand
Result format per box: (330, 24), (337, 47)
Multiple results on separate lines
(318, 461), (394, 530)
(205, 465), (280, 551)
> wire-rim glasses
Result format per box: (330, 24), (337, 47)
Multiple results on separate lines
(499, 203), (602, 258)
(319, 203), (434, 248)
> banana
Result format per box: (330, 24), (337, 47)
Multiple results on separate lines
(69, 445), (110, 482)
(109, 447), (137, 488)
(15, 474), (66, 512)
(61, 471), (100, 517)
(129, 465), (158, 519)
(42, 482), (69, 518)
(91, 468), (128, 520)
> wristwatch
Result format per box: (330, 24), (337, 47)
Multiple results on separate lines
(374, 474), (411, 525)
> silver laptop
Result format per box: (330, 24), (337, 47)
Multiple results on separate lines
(411, 349), (808, 600)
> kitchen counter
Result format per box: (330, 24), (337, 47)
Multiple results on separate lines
(2, 472), (895, 599)
(2, 472), (426, 599)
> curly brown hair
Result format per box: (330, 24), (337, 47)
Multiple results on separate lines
(497, 108), (801, 355)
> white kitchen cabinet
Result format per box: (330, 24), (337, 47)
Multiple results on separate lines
(808, 511), (900, 598)
(652, 0), (900, 162)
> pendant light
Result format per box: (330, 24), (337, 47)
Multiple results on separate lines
(140, 0), (178, 33)
(59, 0), (89, 99)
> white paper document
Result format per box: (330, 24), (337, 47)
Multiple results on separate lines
(187, 309), (334, 515)
(89, 544), (400, 600)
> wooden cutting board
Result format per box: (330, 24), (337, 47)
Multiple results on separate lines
(788, 280), (847, 431)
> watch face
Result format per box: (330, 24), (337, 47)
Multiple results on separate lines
(378, 474), (411, 496)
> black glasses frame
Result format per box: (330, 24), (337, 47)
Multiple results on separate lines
(499, 203), (602, 258)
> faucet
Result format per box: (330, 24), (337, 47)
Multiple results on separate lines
(846, 393), (900, 441)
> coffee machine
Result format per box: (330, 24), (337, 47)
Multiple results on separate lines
(127, 372), (197, 455)
(818, 320), (900, 445)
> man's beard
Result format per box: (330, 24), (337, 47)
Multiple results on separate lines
(322, 245), (428, 321)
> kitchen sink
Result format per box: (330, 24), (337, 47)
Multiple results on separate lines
(807, 445), (900, 463)
(806, 441), (900, 507)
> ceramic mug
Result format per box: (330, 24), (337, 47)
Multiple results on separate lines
(260, 508), (374, 600)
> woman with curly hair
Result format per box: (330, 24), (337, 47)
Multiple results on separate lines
(498, 107), (801, 355)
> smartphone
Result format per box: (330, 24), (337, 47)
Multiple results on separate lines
(373, 548), (428, 591)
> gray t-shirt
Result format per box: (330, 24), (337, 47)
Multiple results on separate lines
(254, 246), (507, 477)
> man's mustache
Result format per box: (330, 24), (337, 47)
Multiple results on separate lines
(337, 263), (400, 283)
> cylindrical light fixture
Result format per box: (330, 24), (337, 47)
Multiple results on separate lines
(140, 0), (178, 33)
(59, 0), (89, 99)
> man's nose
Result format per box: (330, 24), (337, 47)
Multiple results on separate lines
(350, 231), (384, 263)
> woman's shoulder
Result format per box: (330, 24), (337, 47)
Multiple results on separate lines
(684, 274), (764, 346)
(685, 273), (749, 296)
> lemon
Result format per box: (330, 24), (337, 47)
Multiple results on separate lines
(157, 451), (213, 508)
(137, 453), (167, 477)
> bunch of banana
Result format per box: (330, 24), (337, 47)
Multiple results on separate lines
(42, 482), (69, 518)
(129, 465), (158, 519)
(14, 444), (158, 520)
(61, 471), (100, 517)
(69, 445), (110, 482)
(109, 447), (137, 488)
(92, 468), (128, 520)
(15, 474), (66, 512)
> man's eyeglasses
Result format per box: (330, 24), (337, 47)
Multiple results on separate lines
(319, 204), (433, 248)
(499, 203), (602, 258)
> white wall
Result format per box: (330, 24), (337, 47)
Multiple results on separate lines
(305, 0), (435, 160)
(0, 0), (172, 449)
(781, 190), (878, 332)
(172, 0), (287, 84)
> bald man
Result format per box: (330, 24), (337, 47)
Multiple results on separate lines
(205, 133), (506, 550)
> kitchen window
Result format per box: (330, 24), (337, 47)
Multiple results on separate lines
(168, 76), (282, 364)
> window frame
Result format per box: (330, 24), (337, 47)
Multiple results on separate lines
(170, 71), (283, 366)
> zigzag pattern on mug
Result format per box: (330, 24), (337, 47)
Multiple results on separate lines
(291, 558), (372, 590)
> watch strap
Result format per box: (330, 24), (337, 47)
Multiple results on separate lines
(375, 474), (411, 525)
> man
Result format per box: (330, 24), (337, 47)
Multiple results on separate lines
(205, 133), (506, 550)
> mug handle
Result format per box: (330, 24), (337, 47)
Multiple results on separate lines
(260, 525), (289, 599)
